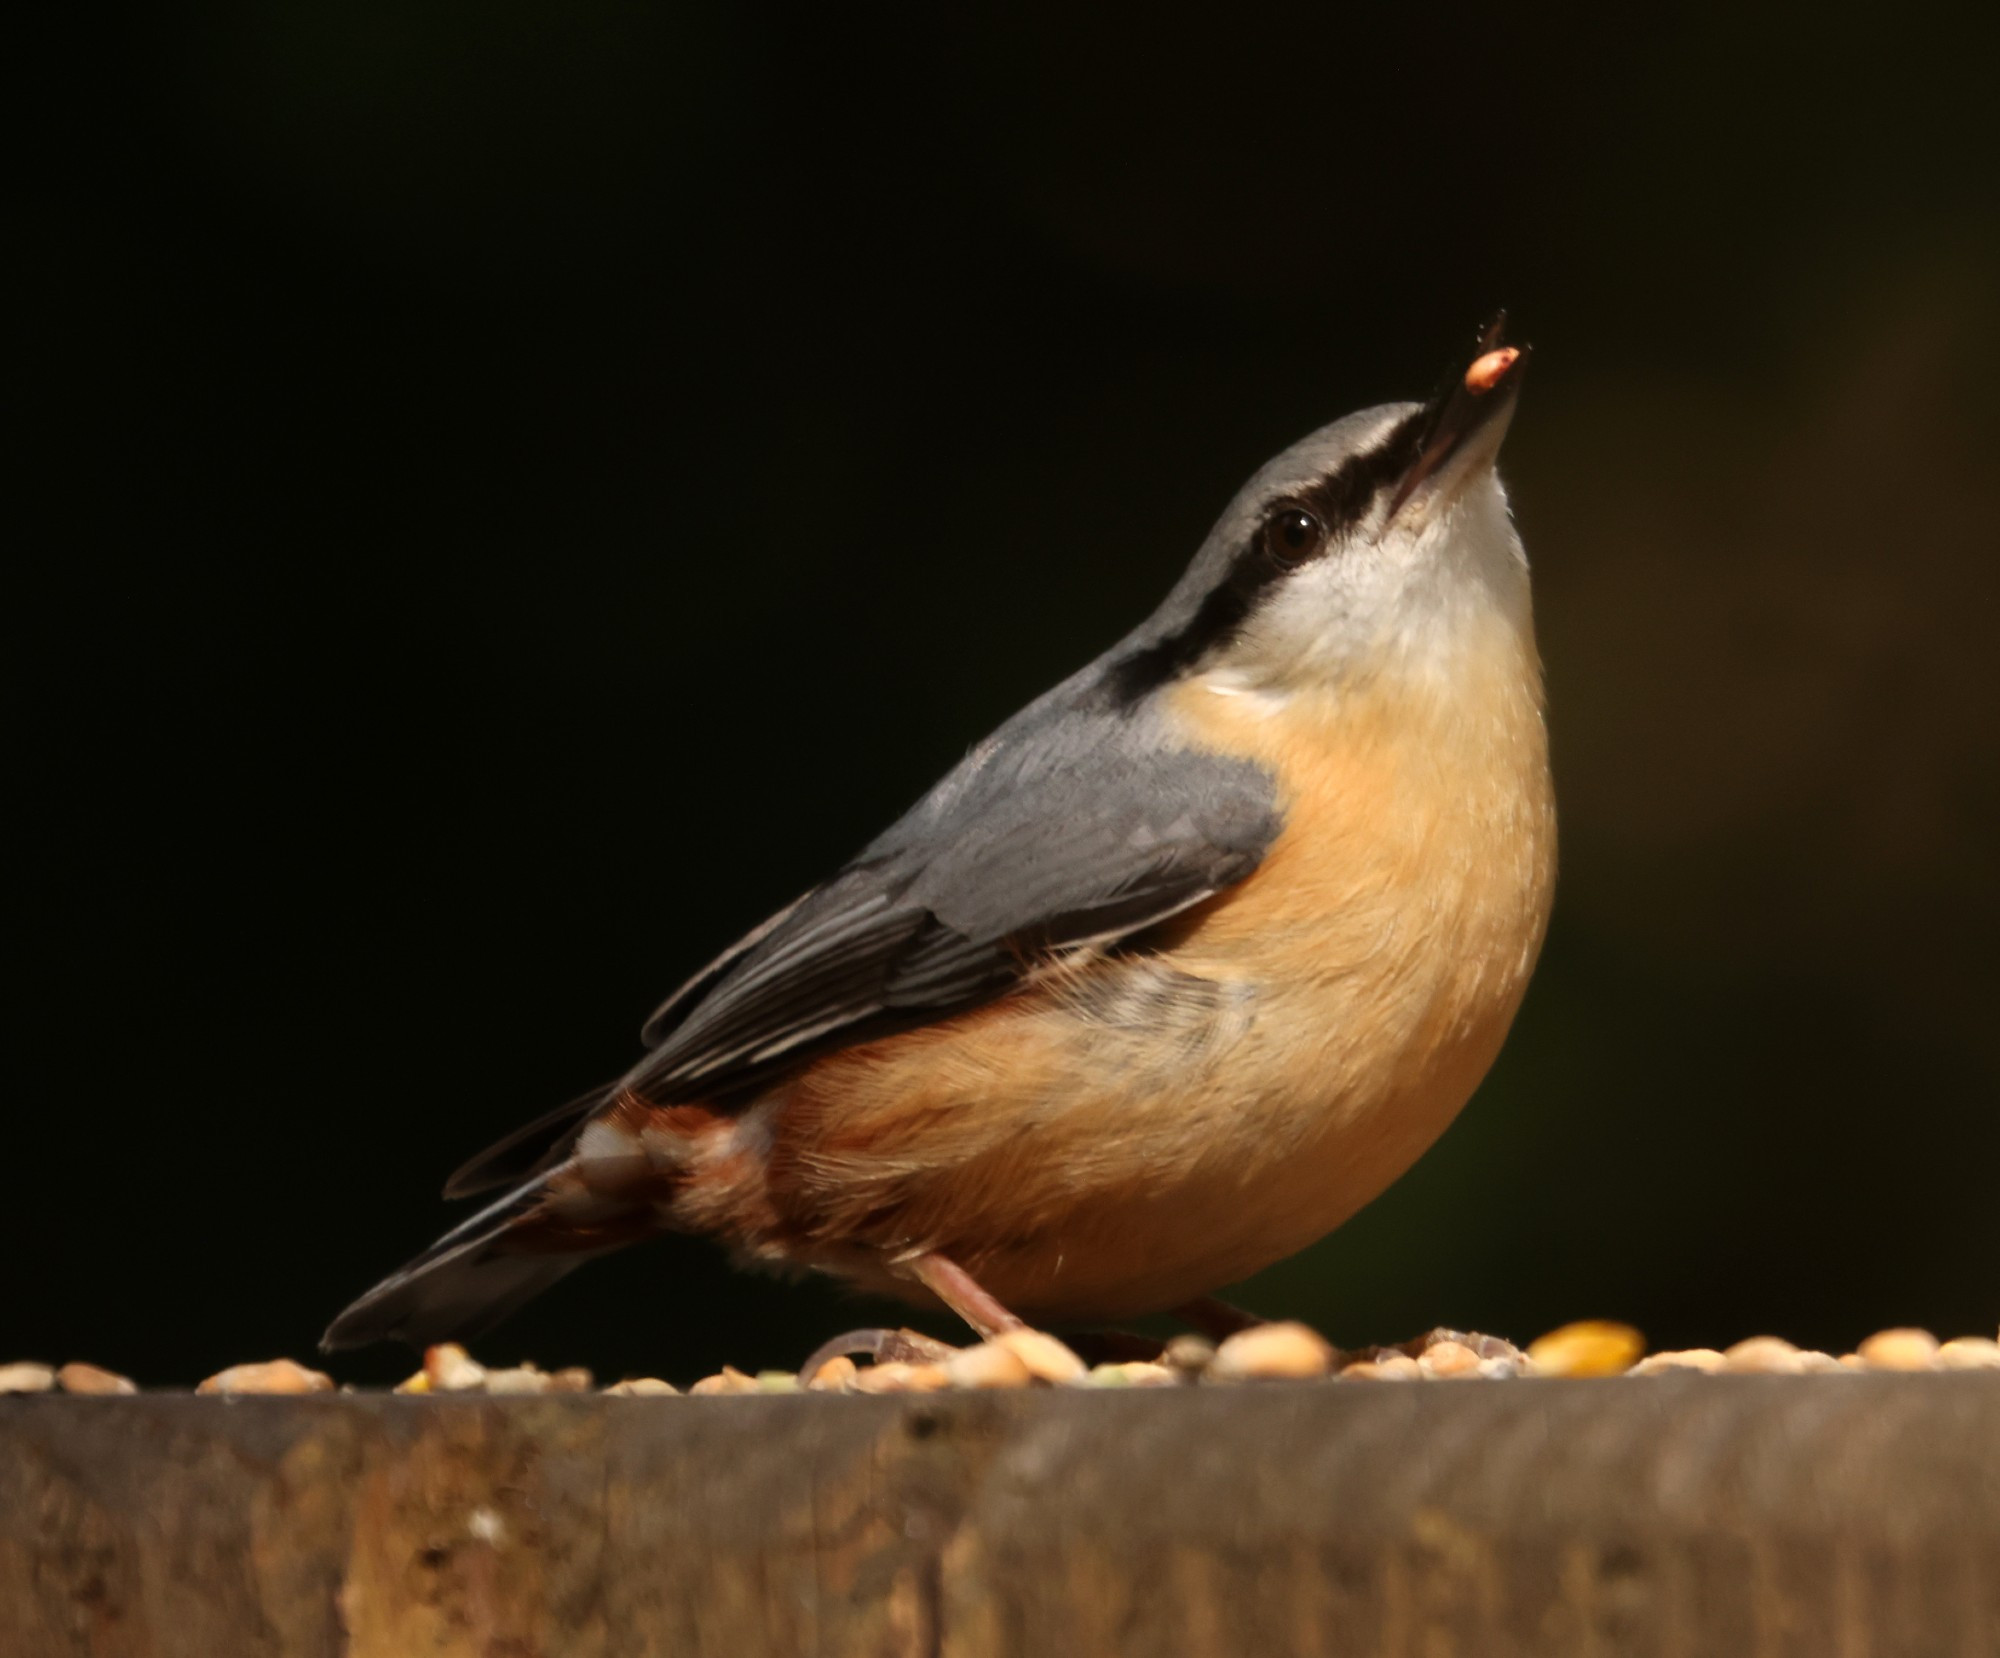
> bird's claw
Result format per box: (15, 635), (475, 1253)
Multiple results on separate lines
(799, 1326), (960, 1386)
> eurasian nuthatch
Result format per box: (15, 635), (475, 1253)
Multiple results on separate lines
(324, 318), (1554, 1353)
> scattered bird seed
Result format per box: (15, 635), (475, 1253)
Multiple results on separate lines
(1088, 1361), (1177, 1388)
(851, 1361), (950, 1394)
(1161, 1334), (1217, 1377)
(1857, 1328), (1941, 1371)
(943, 1341), (1035, 1390)
(483, 1366), (554, 1396)
(1340, 1353), (1422, 1381)
(1526, 1321), (1646, 1377)
(1722, 1336), (1806, 1375)
(196, 1359), (333, 1396)
(1938, 1337), (2000, 1370)
(9, 1322), (1995, 1399)
(1208, 1322), (1335, 1382)
(1417, 1340), (1483, 1378)
(989, 1329), (1088, 1385)
(423, 1343), (488, 1393)
(1630, 1349), (1727, 1376)
(57, 1362), (137, 1396)
(807, 1355), (859, 1391)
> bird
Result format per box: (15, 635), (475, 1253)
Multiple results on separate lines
(322, 317), (1556, 1359)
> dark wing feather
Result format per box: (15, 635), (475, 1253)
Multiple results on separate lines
(442, 1082), (619, 1199)
(445, 699), (1281, 1194)
(635, 892), (810, 1048)
(624, 723), (1280, 1102)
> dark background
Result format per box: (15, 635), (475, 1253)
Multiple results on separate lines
(15, 4), (1997, 1387)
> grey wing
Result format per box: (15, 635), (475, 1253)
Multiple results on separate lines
(443, 717), (1278, 1197)
(625, 726), (1281, 1101)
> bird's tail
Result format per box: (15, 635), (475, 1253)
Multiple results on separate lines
(319, 1165), (646, 1353)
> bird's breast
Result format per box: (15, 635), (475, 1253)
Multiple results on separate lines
(728, 618), (1555, 1317)
(1127, 635), (1556, 1270)
(1159, 622), (1556, 1109)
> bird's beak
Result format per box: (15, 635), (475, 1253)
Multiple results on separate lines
(1387, 312), (1529, 518)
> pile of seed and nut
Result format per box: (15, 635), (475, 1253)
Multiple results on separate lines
(4, 1321), (1997, 1398)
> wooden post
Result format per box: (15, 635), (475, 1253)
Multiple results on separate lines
(4, 1376), (1997, 1655)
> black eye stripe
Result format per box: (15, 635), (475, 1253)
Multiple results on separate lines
(1294, 412), (1426, 534)
(1098, 409), (1428, 708)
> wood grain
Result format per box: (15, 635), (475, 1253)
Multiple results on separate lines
(3, 1376), (1996, 1656)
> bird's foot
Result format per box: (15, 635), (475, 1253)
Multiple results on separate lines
(802, 1253), (1035, 1385)
(799, 1326), (962, 1387)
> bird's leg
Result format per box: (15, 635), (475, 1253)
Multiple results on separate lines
(909, 1251), (1029, 1340)
(797, 1254), (1026, 1384)
(1172, 1295), (1265, 1340)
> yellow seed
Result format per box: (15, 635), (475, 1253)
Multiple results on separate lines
(603, 1377), (679, 1396)
(423, 1343), (487, 1392)
(1341, 1353), (1422, 1381)
(990, 1330), (1088, 1385)
(1937, 1337), (2000, 1371)
(56, 1362), (137, 1396)
(196, 1358), (334, 1396)
(1088, 1361), (1177, 1388)
(1465, 347), (1521, 393)
(942, 1342), (1035, 1390)
(1527, 1321), (1646, 1377)
(1722, 1336), (1805, 1375)
(1208, 1322), (1335, 1382)
(689, 1366), (760, 1396)
(1856, 1328), (1940, 1371)
(1629, 1348), (1727, 1376)
(852, 1361), (950, 1394)
(483, 1365), (554, 1396)
(1418, 1340), (1482, 1378)
(806, 1355), (859, 1391)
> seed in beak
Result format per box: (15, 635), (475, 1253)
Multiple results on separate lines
(1464, 347), (1520, 394)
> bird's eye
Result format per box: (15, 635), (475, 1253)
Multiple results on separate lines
(1263, 505), (1326, 566)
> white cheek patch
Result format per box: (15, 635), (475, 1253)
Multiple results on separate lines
(1231, 553), (1378, 685)
(1214, 469), (1530, 694)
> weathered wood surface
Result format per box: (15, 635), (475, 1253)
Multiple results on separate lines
(3, 1376), (1997, 1656)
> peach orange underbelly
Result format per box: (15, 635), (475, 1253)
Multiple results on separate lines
(692, 650), (1555, 1321)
